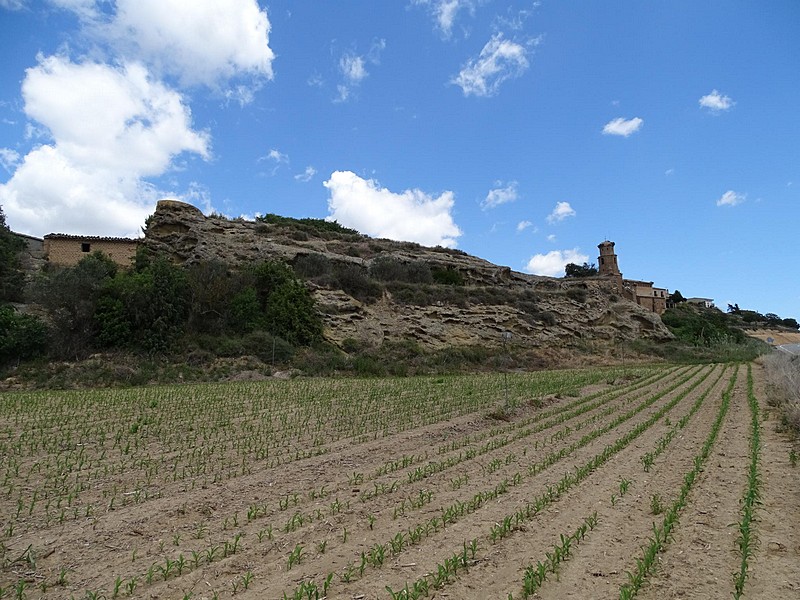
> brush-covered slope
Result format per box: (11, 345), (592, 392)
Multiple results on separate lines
(144, 200), (672, 352)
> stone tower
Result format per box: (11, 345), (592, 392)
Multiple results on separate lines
(597, 240), (622, 277)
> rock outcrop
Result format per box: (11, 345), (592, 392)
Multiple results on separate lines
(145, 200), (672, 351)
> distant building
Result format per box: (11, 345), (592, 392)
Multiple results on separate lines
(686, 297), (715, 309)
(43, 234), (140, 268)
(597, 240), (668, 315)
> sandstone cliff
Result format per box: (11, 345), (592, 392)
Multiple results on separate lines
(144, 200), (672, 352)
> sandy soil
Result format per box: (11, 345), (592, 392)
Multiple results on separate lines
(0, 364), (796, 600)
(747, 328), (800, 345)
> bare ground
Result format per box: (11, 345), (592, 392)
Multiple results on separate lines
(0, 364), (796, 600)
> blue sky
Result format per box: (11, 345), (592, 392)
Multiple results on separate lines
(1, 1), (798, 320)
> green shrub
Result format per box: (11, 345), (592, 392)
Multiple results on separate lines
(369, 257), (433, 284)
(431, 267), (464, 286)
(334, 264), (383, 303)
(566, 288), (588, 303)
(292, 253), (332, 279)
(0, 305), (48, 365)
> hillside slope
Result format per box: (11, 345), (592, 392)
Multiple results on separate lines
(145, 200), (672, 354)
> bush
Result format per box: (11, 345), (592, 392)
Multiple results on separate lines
(566, 288), (588, 303)
(662, 304), (747, 346)
(256, 213), (359, 236)
(30, 251), (119, 359)
(0, 208), (25, 302)
(0, 305), (48, 365)
(334, 264), (383, 303)
(432, 267), (464, 286)
(293, 253), (332, 279)
(369, 257), (433, 284)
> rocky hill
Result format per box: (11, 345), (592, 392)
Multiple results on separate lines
(144, 200), (672, 355)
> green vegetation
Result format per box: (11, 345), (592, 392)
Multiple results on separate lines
(564, 262), (598, 278)
(727, 303), (799, 330)
(255, 213), (360, 236)
(0, 306), (47, 367)
(14, 248), (322, 367)
(0, 206), (25, 303)
(637, 303), (768, 363)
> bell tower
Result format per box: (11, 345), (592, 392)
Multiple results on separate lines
(597, 240), (622, 277)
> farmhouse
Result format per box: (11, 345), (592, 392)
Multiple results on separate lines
(687, 297), (715, 308)
(597, 240), (668, 315)
(43, 233), (139, 268)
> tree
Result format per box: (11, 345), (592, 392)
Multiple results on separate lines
(669, 290), (686, 304)
(781, 317), (799, 330)
(30, 251), (118, 359)
(0, 205), (25, 303)
(564, 262), (598, 278)
(0, 305), (48, 366)
(96, 255), (190, 354)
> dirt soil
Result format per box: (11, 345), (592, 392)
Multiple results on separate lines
(0, 365), (797, 600)
(747, 328), (800, 345)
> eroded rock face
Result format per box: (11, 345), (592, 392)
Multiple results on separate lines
(144, 200), (673, 351)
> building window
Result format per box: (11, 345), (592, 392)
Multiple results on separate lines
(81, 242), (91, 253)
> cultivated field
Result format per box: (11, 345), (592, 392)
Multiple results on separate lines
(1, 364), (797, 599)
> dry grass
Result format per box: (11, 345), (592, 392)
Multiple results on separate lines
(763, 352), (800, 435)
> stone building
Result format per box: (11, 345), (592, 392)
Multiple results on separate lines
(597, 240), (667, 315)
(43, 234), (140, 268)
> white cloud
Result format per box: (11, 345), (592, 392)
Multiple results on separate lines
(414, 0), (474, 38)
(452, 34), (530, 97)
(525, 248), (588, 277)
(0, 0), (26, 10)
(516, 220), (532, 232)
(699, 89), (734, 113)
(340, 54), (367, 83)
(0, 148), (21, 172)
(716, 190), (745, 207)
(602, 117), (643, 137)
(665, 168), (675, 176)
(106, 0), (274, 91)
(482, 180), (518, 209)
(546, 201), (575, 224)
(265, 149), (288, 163)
(323, 170), (462, 248)
(0, 56), (209, 237)
(546, 234), (556, 242)
(294, 166), (316, 182)
(335, 40), (385, 103)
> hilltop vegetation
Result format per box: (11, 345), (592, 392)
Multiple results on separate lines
(0, 202), (792, 388)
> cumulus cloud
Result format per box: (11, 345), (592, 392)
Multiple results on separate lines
(546, 201), (575, 224)
(525, 248), (588, 277)
(0, 56), (209, 237)
(105, 0), (274, 91)
(516, 220), (532, 233)
(0, 1), (282, 237)
(546, 234), (556, 242)
(294, 166), (316, 182)
(602, 117), (643, 137)
(452, 34), (531, 97)
(699, 89), (734, 113)
(716, 190), (745, 207)
(323, 170), (462, 247)
(482, 180), (518, 209)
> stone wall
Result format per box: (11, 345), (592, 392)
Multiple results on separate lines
(44, 235), (139, 267)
